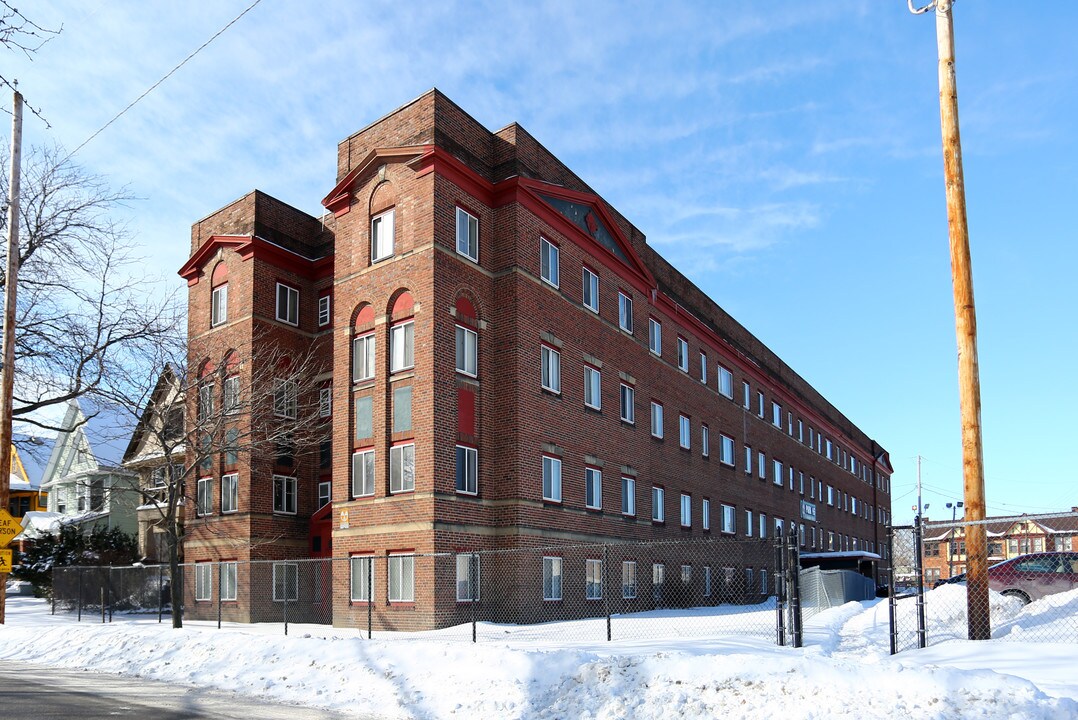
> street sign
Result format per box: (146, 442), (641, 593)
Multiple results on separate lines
(0, 549), (11, 573)
(0, 509), (20, 548)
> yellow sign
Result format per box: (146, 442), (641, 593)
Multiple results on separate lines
(0, 509), (20, 548)
(0, 549), (12, 573)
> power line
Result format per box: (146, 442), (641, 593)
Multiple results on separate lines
(64, 0), (263, 161)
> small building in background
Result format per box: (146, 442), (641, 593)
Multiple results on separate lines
(7, 444), (46, 518)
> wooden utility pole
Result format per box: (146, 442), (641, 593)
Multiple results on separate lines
(0, 88), (24, 625)
(910, 0), (990, 640)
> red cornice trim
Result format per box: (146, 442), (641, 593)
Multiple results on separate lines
(178, 236), (252, 286)
(179, 235), (334, 285)
(321, 146), (432, 217)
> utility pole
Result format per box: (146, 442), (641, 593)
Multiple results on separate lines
(909, 0), (990, 640)
(0, 87), (24, 625)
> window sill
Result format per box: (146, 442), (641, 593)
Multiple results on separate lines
(387, 601), (416, 609)
(542, 498), (563, 506)
(540, 387), (562, 398)
(585, 507), (602, 514)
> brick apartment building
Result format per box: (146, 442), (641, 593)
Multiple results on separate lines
(178, 89), (893, 629)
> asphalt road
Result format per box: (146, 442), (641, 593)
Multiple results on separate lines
(0, 661), (374, 719)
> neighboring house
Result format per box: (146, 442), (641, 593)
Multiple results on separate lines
(179, 89), (893, 629)
(8, 444), (47, 518)
(923, 509), (1078, 584)
(39, 400), (140, 537)
(121, 367), (187, 564)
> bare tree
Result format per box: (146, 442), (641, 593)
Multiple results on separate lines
(119, 330), (329, 628)
(1, 1), (61, 124)
(1, 145), (180, 450)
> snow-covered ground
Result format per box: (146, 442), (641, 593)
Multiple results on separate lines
(2, 586), (1077, 719)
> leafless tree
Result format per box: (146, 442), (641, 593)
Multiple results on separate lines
(1, 1), (61, 124)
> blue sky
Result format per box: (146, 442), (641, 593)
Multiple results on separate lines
(8, 1), (1076, 522)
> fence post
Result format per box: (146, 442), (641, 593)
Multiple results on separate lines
(217, 563), (223, 630)
(283, 579), (289, 637)
(887, 525), (898, 655)
(158, 565), (163, 623)
(470, 553), (477, 644)
(367, 558), (373, 640)
(77, 567), (83, 622)
(108, 567), (113, 623)
(788, 527), (802, 648)
(603, 545), (611, 642)
(100, 587), (105, 624)
(913, 517), (927, 649)
(774, 537), (785, 646)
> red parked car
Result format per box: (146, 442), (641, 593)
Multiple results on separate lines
(988, 552), (1078, 604)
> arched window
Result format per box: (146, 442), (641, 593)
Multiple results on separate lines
(455, 295), (477, 378)
(210, 262), (228, 327)
(388, 291), (414, 373)
(352, 304), (375, 383)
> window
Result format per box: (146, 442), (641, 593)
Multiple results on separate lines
(758, 451), (766, 480)
(221, 473), (238, 514)
(653, 563), (665, 587)
(195, 563), (212, 601)
(773, 459), (783, 486)
(760, 513), (768, 539)
(621, 476), (635, 516)
(619, 384), (635, 423)
(699, 351), (707, 383)
(745, 445), (753, 474)
(679, 414), (690, 449)
(349, 449), (375, 498)
(542, 455), (562, 502)
(586, 559), (602, 600)
(388, 554), (415, 602)
(353, 334), (375, 383)
(701, 424), (710, 457)
(757, 391), (765, 418)
(455, 325), (478, 376)
(540, 237), (559, 287)
(585, 467), (602, 510)
(273, 379), (297, 419)
(318, 295), (331, 326)
(826, 439), (834, 460)
(223, 375), (240, 415)
(456, 207), (479, 261)
(543, 556), (563, 600)
(704, 566), (712, 597)
(582, 267), (599, 313)
(273, 475), (297, 514)
(649, 318), (662, 355)
(681, 565), (692, 584)
(676, 337), (689, 372)
(720, 434), (735, 466)
(742, 381), (751, 409)
(350, 556), (373, 602)
(455, 445), (478, 495)
(618, 292), (633, 333)
(319, 386), (332, 418)
(680, 493), (691, 527)
(584, 365), (601, 410)
(652, 486), (665, 522)
(392, 385), (412, 433)
(197, 477), (212, 516)
(650, 401), (664, 438)
(622, 561), (637, 599)
(761, 569), (769, 595)
(702, 498), (711, 531)
(354, 396), (373, 442)
(371, 208), (395, 262)
(827, 485), (834, 506)
(318, 481), (330, 509)
(456, 553), (480, 602)
(775, 518), (784, 537)
(772, 401), (782, 428)
(746, 568), (754, 593)
(390, 321), (414, 372)
(745, 510), (753, 537)
(390, 444), (415, 493)
(276, 283), (299, 325)
(540, 345), (561, 393)
(272, 563), (298, 602)
(798, 420), (804, 443)
(721, 504), (736, 534)
(718, 366), (733, 399)
(198, 381), (214, 423)
(221, 562), (237, 601)
(211, 284), (228, 327)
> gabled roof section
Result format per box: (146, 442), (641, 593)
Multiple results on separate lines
(178, 235), (334, 286)
(39, 400), (99, 488)
(122, 366), (183, 466)
(321, 146), (430, 217)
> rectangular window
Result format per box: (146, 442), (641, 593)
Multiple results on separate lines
(350, 555), (373, 602)
(272, 563), (298, 602)
(584, 365), (601, 410)
(371, 208), (395, 262)
(760, 513), (768, 539)
(542, 455), (562, 502)
(743, 381), (751, 409)
(758, 451), (766, 479)
(704, 566), (712, 597)
(351, 450), (375, 497)
(745, 510), (753, 537)
(221, 473), (238, 513)
(389, 444), (415, 493)
(220, 562), (237, 601)
(775, 518), (784, 537)
(273, 378), (297, 419)
(456, 553), (480, 602)
(720, 434), (735, 466)
(826, 439), (834, 460)
(677, 337), (689, 372)
(650, 401), (664, 438)
(619, 383), (635, 424)
(773, 459), (783, 486)
(702, 498), (711, 531)
(392, 385), (412, 433)
(318, 480), (330, 509)
(621, 476), (635, 516)
(699, 351), (707, 383)
(273, 475), (297, 514)
(772, 401), (782, 427)
(622, 561), (637, 599)
(198, 381), (214, 423)
(757, 391), (765, 418)
(649, 318), (662, 355)
(318, 294), (331, 327)
(211, 284), (227, 327)
(582, 267), (599, 313)
(223, 376), (240, 415)
(652, 486), (665, 522)
(197, 477), (212, 516)
(542, 556), (563, 601)
(456, 207), (479, 261)
(681, 565), (692, 584)
(585, 467), (602, 510)
(718, 366), (733, 398)
(390, 321), (414, 372)
(353, 334), (375, 383)
(721, 504), (736, 534)
(540, 237), (559, 287)
(540, 345), (561, 393)
(455, 445), (478, 495)
(827, 486), (834, 506)
(388, 554), (415, 602)
(653, 563), (665, 587)
(275, 283), (299, 326)
(618, 292), (633, 333)
(701, 424), (710, 457)
(195, 563), (212, 601)
(745, 445), (752, 474)
(679, 414), (690, 449)
(354, 396), (373, 441)
(455, 325), (478, 377)
(319, 386), (332, 418)
(680, 493), (691, 527)
(798, 419), (804, 443)
(585, 559), (602, 600)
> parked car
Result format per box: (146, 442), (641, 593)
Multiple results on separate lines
(932, 552), (1078, 604)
